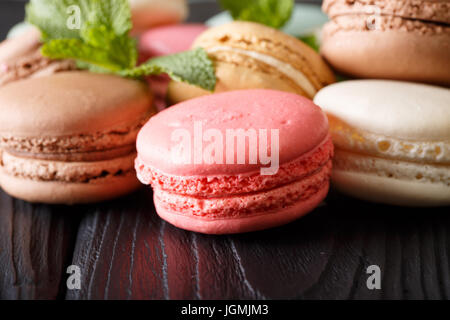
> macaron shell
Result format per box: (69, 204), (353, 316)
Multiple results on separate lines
(137, 89), (329, 176)
(130, 0), (188, 33)
(332, 170), (450, 207)
(0, 27), (41, 64)
(139, 24), (208, 57)
(320, 19), (450, 85)
(314, 80), (450, 141)
(0, 169), (141, 204)
(0, 71), (153, 136)
(154, 181), (329, 234)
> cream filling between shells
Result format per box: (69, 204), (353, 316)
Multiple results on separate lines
(328, 117), (450, 164)
(206, 46), (317, 98)
(333, 149), (450, 186)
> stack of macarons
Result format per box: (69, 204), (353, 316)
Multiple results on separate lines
(133, 0), (449, 236)
(1, 0), (448, 236)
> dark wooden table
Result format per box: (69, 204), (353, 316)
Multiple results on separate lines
(0, 0), (449, 300)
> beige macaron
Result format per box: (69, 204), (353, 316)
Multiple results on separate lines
(314, 80), (450, 207)
(321, 0), (450, 86)
(0, 71), (156, 204)
(167, 21), (335, 104)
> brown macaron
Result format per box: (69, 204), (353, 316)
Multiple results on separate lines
(0, 28), (76, 87)
(321, 0), (450, 85)
(0, 71), (155, 204)
(167, 21), (335, 104)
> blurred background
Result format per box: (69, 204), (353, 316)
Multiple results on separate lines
(0, 0), (323, 40)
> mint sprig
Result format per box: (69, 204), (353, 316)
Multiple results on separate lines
(219, 0), (294, 29)
(121, 48), (216, 91)
(25, 0), (216, 91)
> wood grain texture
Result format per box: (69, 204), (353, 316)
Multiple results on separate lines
(0, 189), (80, 300)
(66, 188), (450, 300)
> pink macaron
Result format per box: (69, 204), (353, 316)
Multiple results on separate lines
(136, 89), (333, 234)
(139, 24), (208, 59)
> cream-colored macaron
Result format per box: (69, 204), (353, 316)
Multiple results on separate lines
(129, 0), (188, 33)
(167, 21), (335, 104)
(314, 80), (450, 206)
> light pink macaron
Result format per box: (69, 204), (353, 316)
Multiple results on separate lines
(139, 24), (208, 58)
(136, 89), (333, 234)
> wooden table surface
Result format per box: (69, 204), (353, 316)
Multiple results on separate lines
(0, 0), (449, 300)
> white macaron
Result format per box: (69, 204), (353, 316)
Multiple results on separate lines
(314, 80), (450, 206)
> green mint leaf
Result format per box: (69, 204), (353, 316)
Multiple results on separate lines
(26, 0), (90, 40)
(80, 26), (137, 69)
(25, 0), (216, 90)
(298, 34), (320, 52)
(41, 39), (124, 71)
(87, 0), (132, 36)
(27, 0), (136, 70)
(121, 48), (216, 92)
(219, 0), (294, 29)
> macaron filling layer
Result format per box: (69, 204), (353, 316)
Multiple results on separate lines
(0, 113), (152, 156)
(327, 117), (449, 164)
(333, 149), (450, 187)
(323, 15), (450, 36)
(327, 119), (449, 187)
(154, 160), (331, 219)
(206, 46), (317, 97)
(136, 136), (333, 196)
(0, 150), (136, 183)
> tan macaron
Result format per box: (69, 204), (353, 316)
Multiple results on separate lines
(0, 71), (155, 204)
(321, 0), (450, 86)
(167, 21), (335, 104)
